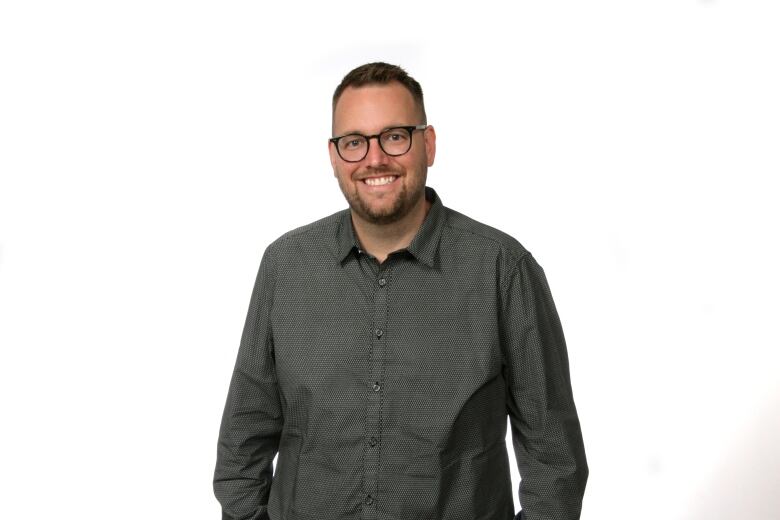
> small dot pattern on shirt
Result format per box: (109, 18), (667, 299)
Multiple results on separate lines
(214, 186), (588, 520)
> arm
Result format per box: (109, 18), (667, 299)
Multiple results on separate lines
(501, 253), (588, 520)
(214, 245), (283, 520)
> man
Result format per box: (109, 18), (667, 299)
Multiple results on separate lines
(214, 62), (588, 520)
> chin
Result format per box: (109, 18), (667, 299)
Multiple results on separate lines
(354, 200), (403, 225)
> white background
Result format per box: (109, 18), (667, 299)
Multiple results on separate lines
(1, 1), (778, 519)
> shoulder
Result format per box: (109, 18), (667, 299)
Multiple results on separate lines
(263, 209), (345, 258)
(441, 205), (531, 265)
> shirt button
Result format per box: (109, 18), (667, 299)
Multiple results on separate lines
(369, 436), (378, 447)
(378, 278), (387, 287)
(372, 382), (381, 392)
(375, 328), (383, 338)
(364, 495), (374, 505)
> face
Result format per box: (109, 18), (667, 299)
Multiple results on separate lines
(329, 82), (436, 226)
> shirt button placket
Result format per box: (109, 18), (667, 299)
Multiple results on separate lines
(363, 267), (390, 518)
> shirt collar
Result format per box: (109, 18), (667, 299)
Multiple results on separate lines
(336, 185), (445, 268)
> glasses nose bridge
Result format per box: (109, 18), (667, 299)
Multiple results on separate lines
(364, 132), (390, 161)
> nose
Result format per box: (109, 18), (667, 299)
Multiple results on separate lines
(364, 135), (390, 167)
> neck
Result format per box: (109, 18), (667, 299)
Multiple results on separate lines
(351, 192), (431, 265)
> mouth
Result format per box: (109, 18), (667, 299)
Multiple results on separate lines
(361, 175), (399, 187)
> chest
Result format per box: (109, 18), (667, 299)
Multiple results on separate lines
(270, 257), (502, 392)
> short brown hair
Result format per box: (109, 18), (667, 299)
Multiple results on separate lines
(332, 62), (427, 129)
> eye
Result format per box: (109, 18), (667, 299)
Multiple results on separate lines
(382, 130), (408, 142)
(341, 135), (365, 150)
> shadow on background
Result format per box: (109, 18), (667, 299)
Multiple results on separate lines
(687, 389), (780, 519)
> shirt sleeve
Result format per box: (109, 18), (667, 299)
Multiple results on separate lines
(214, 244), (284, 520)
(500, 253), (588, 520)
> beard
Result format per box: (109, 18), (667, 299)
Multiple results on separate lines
(337, 167), (426, 226)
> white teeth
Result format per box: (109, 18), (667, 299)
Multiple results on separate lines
(364, 176), (397, 186)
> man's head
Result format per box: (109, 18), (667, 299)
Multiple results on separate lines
(331, 62), (427, 132)
(329, 62), (436, 226)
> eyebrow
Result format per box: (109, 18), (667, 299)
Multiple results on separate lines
(335, 124), (409, 137)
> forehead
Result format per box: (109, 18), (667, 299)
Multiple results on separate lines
(333, 82), (418, 134)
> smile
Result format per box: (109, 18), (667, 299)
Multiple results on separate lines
(363, 175), (398, 186)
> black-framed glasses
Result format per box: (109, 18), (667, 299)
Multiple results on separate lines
(329, 125), (427, 163)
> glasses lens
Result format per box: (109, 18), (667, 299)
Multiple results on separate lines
(338, 134), (367, 161)
(380, 128), (412, 156)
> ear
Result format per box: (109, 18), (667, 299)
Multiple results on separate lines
(423, 125), (436, 167)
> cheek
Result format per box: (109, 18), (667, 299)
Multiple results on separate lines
(336, 166), (357, 185)
(406, 155), (427, 176)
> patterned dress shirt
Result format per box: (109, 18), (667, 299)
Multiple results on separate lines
(214, 185), (588, 520)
